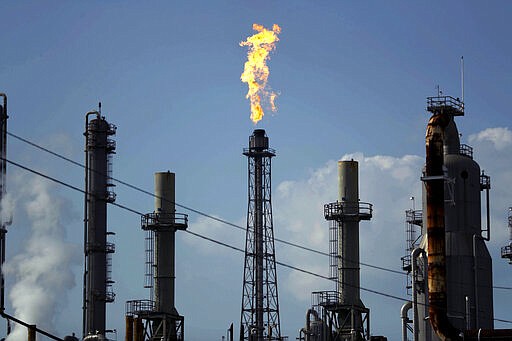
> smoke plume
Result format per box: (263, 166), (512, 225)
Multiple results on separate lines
(3, 176), (79, 340)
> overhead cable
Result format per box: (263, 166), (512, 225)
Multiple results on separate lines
(3, 156), (512, 325)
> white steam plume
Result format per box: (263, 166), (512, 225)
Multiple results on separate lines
(3, 176), (79, 340)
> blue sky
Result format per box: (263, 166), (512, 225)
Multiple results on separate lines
(0, 1), (511, 340)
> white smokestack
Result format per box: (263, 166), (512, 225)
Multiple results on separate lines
(3, 176), (79, 340)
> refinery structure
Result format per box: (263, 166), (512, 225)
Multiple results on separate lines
(0, 89), (510, 341)
(0, 21), (511, 341)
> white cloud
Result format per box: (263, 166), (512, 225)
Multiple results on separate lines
(273, 153), (423, 304)
(271, 139), (511, 333)
(469, 127), (512, 150)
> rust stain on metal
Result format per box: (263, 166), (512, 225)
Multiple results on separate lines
(425, 113), (461, 341)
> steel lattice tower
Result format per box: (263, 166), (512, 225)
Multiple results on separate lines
(240, 129), (281, 341)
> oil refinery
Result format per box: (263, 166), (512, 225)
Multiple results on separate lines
(1, 4), (512, 341)
(0, 89), (510, 340)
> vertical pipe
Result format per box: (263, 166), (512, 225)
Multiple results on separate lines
(472, 234), (481, 329)
(465, 296), (471, 330)
(28, 325), (36, 341)
(125, 316), (134, 341)
(0, 93), (7, 313)
(411, 248), (426, 341)
(83, 111), (99, 337)
(401, 301), (412, 341)
(134, 317), (143, 341)
(425, 113), (461, 341)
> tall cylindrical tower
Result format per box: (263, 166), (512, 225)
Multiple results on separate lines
(323, 160), (372, 340)
(337, 161), (361, 305)
(83, 112), (116, 337)
(240, 129), (281, 341)
(154, 172), (177, 315)
(126, 171), (188, 341)
(415, 96), (494, 340)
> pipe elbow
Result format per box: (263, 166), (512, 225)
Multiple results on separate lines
(401, 301), (412, 319)
(426, 114), (450, 145)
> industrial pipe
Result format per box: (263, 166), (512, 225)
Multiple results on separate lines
(133, 317), (143, 341)
(305, 308), (320, 340)
(425, 113), (460, 341)
(400, 301), (412, 341)
(411, 247), (428, 341)
(125, 315), (133, 341)
(28, 325), (36, 341)
(82, 110), (100, 337)
(411, 247), (427, 341)
(0, 312), (64, 341)
(0, 93), (7, 313)
(425, 113), (512, 340)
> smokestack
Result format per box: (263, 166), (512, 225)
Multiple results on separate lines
(153, 171), (177, 314)
(323, 160), (372, 338)
(126, 171), (187, 341)
(337, 160), (362, 305)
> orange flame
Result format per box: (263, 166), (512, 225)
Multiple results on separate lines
(240, 23), (281, 124)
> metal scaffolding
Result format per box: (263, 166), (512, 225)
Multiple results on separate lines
(240, 129), (281, 341)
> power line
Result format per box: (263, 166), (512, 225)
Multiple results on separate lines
(4, 156), (512, 325)
(5, 155), (409, 302)
(7, 130), (512, 289)
(7, 130), (406, 276)
(0, 157), (143, 216)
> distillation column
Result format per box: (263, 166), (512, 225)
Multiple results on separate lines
(83, 112), (116, 338)
(240, 129), (281, 341)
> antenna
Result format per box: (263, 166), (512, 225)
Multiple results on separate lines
(461, 56), (464, 105)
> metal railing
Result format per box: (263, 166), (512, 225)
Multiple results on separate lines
(324, 201), (373, 221)
(141, 212), (188, 230)
(125, 299), (156, 315)
(426, 95), (464, 116)
(312, 290), (340, 307)
(459, 144), (473, 159)
(501, 244), (512, 261)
